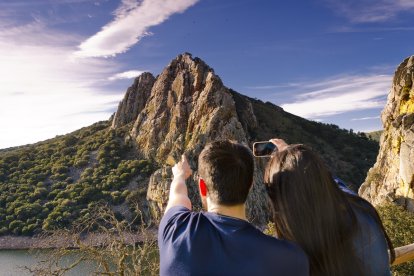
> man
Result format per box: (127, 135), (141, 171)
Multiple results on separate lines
(158, 140), (309, 275)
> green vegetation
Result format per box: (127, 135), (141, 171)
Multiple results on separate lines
(378, 203), (414, 275)
(366, 130), (383, 142)
(0, 121), (156, 236)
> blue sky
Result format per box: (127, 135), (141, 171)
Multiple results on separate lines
(0, 0), (413, 148)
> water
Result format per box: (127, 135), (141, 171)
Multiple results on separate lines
(0, 249), (94, 276)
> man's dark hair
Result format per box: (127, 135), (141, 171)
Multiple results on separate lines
(198, 140), (254, 205)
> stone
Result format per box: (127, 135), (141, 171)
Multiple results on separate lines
(129, 53), (269, 223)
(359, 55), (414, 211)
(111, 72), (155, 129)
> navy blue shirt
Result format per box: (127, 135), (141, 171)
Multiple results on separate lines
(158, 206), (309, 276)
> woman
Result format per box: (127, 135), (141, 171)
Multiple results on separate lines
(264, 139), (394, 276)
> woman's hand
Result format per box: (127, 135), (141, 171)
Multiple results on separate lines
(269, 138), (289, 152)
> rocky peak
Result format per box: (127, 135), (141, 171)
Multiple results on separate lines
(113, 53), (266, 224)
(359, 55), (414, 211)
(130, 53), (245, 162)
(111, 72), (155, 129)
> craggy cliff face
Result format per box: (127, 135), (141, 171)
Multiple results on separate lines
(359, 55), (414, 211)
(111, 53), (269, 224)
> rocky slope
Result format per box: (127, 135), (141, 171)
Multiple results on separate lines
(113, 53), (267, 223)
(112, 53), (379, 224)
(359, 56), (414, 211)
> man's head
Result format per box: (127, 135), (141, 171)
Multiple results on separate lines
(198, 140), (254, 206)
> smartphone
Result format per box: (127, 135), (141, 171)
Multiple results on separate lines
(253, 141), (277, 157)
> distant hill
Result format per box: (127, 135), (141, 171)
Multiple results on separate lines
(365, 130), (383, 142)
(0, 53), (379, 236)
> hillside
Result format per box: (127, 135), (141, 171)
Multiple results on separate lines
(0, 53), (379, 235)
(365, 130), (383, 142)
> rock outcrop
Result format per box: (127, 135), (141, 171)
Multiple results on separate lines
(130, 54), (251, 161)
(111, 72), (155, 129)
(359, 56), (414, 211)
(126, 53), (267, 224)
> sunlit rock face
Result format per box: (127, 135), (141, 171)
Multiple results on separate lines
(359, 55), (414, 211)
(111, 72), (155, 129)
(130, 53), (251, 162)
(113, 53), (268, 224)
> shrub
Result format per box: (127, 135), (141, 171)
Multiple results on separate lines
(15, 203), (42, 221)
(0, 227), (8, 235)
(74, 159), (88, 168)
(9, 220), (24, 234)
(51, 164), (68, 175)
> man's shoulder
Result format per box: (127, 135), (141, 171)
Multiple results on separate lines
(158, 206), (206, 239)
(161, 205), (193, 221)
(159, 205), (194, 230)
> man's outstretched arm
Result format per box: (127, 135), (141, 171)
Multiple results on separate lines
(165, 155), (192, 213)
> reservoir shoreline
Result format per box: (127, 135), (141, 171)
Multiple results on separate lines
(0, 230), (157, 250)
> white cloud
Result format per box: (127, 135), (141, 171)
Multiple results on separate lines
(246, 83), (300, 90)
(0, 23), (124, 149)
(330, 26), (414, 33)
(108, 70), (145, 81)
(325, 0), (414, 23)
(278, 74), (392, 119)
(351, 116), (380, 121)
(75, 0), (199, 57)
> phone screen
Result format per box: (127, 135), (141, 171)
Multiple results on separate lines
(253, 142), (277, 157)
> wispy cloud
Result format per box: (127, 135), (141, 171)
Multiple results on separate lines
(0, 23), (123, 149)
(330, 26), (414, 33)
(277, 74), (392, 119)
(246, 83), (301, 90)
(351, 116), (381, 121)
(325, 0), (414, 23)
(108, 70), (145, 81)
(75, 0), (199, 57)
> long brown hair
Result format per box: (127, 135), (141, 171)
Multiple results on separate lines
(264, 144), (394, 276)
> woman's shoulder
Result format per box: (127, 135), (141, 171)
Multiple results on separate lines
(350, 202), (391, 275)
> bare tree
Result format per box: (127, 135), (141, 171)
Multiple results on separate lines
(25, 204), (159, 276)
